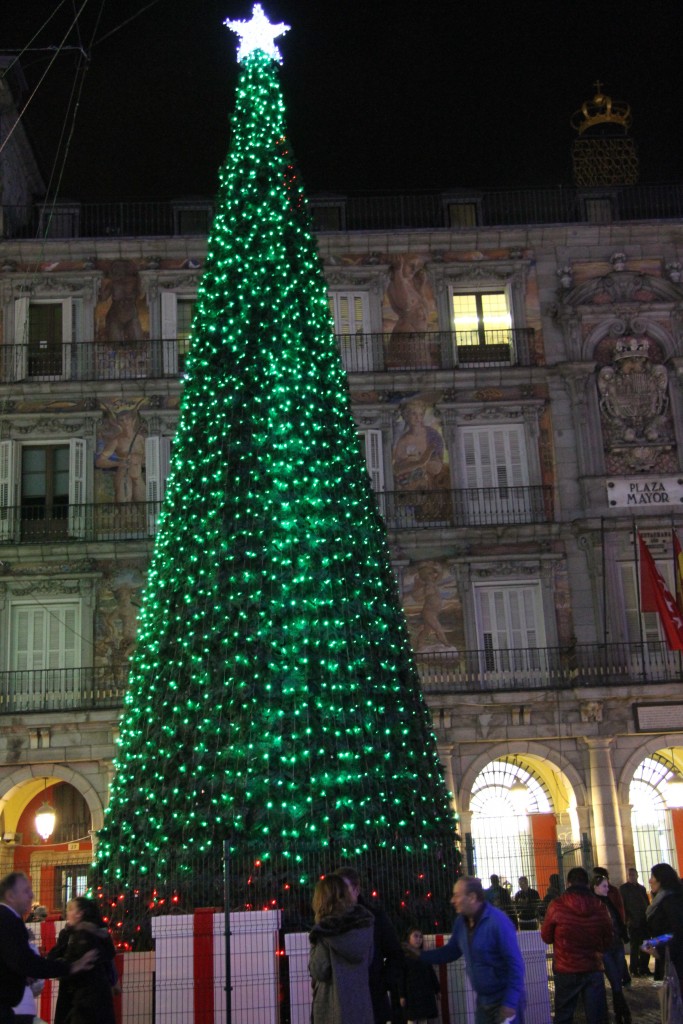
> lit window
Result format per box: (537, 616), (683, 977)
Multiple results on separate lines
(452, 292), (512, 347)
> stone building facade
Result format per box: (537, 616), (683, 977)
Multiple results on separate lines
(1, 138), (683, 905)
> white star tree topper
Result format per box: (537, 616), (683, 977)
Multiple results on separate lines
(224, 4), (290, 63)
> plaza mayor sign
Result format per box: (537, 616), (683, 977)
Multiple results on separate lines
(607, 476), (683, 507)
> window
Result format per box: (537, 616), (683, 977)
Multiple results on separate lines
(459, 424), (532, 524)
(145, 436), (172, 534)
(172, 201), (213, 235)
(446, 201), (479, 228)
(582, 196), (614, 224)
(621, 562), (667, 647)
(9, 600), (80, 708)
(55, 866), (90, 911)
(160, 292), (196, 374)
(21, 445), (69, 539)
(358, 428), (385, 517)
(0, 439), (87, 542)
(452, 291), (512, 353)
(474, 583), (546, 676)
(618, 544), (681, 679)
(358, 429), (384, 492)
(310, 200), (346, 231)
(329, 291), (374, 372)
(329, 291), (369, 337)
(14, 298), (84, 379)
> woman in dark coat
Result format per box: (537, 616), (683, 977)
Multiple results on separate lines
(308, 874), (375, 1024)
(48, 896), (116, 1024)
(645, 862), (683, 987)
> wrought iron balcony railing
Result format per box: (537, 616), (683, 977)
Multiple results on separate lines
(2, 641), (677, 716)
(0, 666), (128, 714)
(0, 331), (537, 385)
(379, 486), (553, 528)
(0, 488), (553, 544)
(338, 329), (537, 371)
(416, 641), (683, 693)
(5, 183), (683, 238)
(0, 502), (161, 544)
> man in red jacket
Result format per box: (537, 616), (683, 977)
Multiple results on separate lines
(541, 866), (613, 1024)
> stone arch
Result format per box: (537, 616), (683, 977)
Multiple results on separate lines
(457, 741), (587, 814)
(617, 732), (683, 805)
(0, 764), (104, 832)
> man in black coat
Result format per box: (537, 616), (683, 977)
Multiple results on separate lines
(619, 867), (651, 976)
(0, 871), (95, 1023)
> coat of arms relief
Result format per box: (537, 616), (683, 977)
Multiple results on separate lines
(596, 336), (677, 473)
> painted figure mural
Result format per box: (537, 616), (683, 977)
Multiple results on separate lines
(403, 560), (462, 653)
(385, 255), (439, 367)
(95, 400), (147, 504)
(392, 398), (451, 521)
(99, 259), (145, 343)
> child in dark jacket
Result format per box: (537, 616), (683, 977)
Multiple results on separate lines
(400, 926), (440, 1024)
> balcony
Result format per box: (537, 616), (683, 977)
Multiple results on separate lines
(0, 487), (553, 544)
(339, 329), (537, 372)
(0, 502), (160, 544)
(2, 642), (678, 716)
(0, 331), (538, 386)
(416, 641), (683, 693)
(0, 666), (128, 714)
(5, 183), (683, 238)
(379, 486), (553, 528)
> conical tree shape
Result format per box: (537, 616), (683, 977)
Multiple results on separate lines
(96, 43), (456, 890)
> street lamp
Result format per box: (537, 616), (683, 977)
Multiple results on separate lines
(509, 781), (530, 815)
(35, 782), (56, 841)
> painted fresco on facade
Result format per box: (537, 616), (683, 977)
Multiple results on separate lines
(94, 398), (148, 506)
(94, 259), (150, 376)
(392, 396), (451, 523)
(95, 567), (145, 675)
(383, 255), (439, 368)
(402, 559), (462, 653)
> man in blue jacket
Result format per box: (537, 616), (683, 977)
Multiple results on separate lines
(420, 875), (525, 1024)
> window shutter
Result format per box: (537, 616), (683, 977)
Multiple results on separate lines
(68, 439), (87, 538)
(360, 430), (384, 492)
(621, 562), (663, 644)
(475, 583), (545, 673)
(12, 607), (46, 671)
(0, 440), (17, 542)
(331, 292), (368, 336)
(145, 436), (171, 534)
(71, 298), (84, 342)
(460, 425), (530, 523)
(160, 292), (178, 374)
(13, 298), (29, 380)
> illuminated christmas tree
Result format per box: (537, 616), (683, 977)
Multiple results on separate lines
(96, 6), (457, 908)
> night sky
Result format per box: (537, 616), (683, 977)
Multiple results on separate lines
(3, 0), (683, 201)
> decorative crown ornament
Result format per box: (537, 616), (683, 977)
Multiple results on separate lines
(571, 81), (632, 136)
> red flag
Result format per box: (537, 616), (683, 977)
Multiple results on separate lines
(638, 533), (683, 650)
(674, 531), (683, 615)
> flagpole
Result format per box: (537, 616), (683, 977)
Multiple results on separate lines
(634, 522), (647, 683)
(601, 516), (608, 645)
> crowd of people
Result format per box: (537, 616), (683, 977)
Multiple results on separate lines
(1, 860), (682, 1024)
(307, 862), (683, 1024)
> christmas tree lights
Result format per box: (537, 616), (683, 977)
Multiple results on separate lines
(96, 6), (457, 899)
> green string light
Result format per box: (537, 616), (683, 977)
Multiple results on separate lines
(96, 48), (456, 886)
